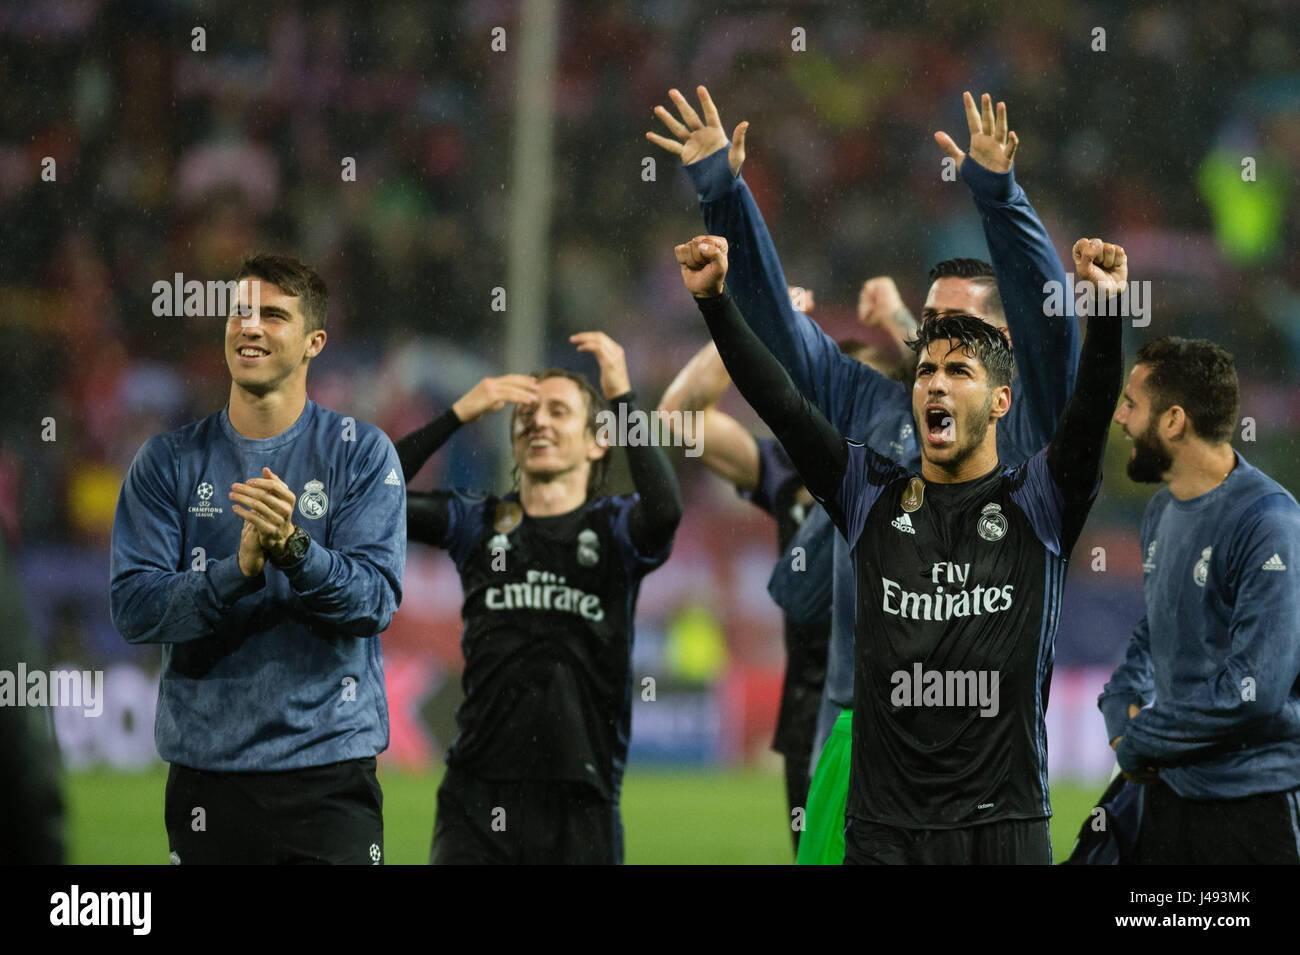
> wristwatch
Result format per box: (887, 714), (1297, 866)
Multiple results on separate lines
(271, 526), (310, 567)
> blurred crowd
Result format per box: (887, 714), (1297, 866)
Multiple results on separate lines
(1, 0), (1297, 669)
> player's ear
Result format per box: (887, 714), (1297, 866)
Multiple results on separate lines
(1162, 404), (1187, 441)
(305, 329), (326, 359)
(990, 383), (1012, 420)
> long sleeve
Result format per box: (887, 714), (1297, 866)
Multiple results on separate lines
(394, 408), (462, 484)
(962, 158), (1079, 452)
(616, 391), (684, 557)
(277, 429), (405, 637)
(1117, 497), (1300, 769)
(685, 151), (908, 440)
(1044, 312), (1123, 504)
(695, 292), (847, 505)
(1098, 614), (1157, 744)
(110, 436), (266, 645)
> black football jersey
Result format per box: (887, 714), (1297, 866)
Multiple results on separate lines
(436, 491), (670, 800)
(826, 444), (1095, 828)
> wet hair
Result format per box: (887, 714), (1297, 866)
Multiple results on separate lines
(906, 313), (1015, 390)
(509, 367), (611, 497)
(1135, 337), (1239, 443)
(235, 252), (329, 334)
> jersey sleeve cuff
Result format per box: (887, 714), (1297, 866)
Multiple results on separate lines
(280, 537), (331, 592)
(206, 555), (266, 604)
(960, 156), (1019, 204)
(684, 149), (738, 203)
(1099, 695), (1135, 745)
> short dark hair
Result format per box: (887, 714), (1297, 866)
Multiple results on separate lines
(928, 258), (1004, 323)
(906, 313), (1015, 390)
(235, 252), (329, 334)
(510, 367), (611, 498)
(1135, 337), (1239, 443)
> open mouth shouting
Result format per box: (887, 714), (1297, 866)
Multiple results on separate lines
(925, 404), (956, 446)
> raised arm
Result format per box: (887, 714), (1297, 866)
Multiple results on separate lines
(399, 374), (540, 547)
(675, 236), (846, 505)
(572, 332), (682, 557)
(937, 92), (1079, 449)
(1044, 239), (1126, 508)
(657, 340), (761, 490)
(649, 86), (905, 439)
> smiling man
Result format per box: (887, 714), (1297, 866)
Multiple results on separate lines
(1099, 338), (1300, 864)
(110, 252), (405, 865)
(679, 233), (1125, 864)
(397, 332), (681, 864)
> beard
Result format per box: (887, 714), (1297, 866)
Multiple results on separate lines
(1126, 420), (1172, 483)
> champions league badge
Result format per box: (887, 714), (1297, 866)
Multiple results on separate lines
(298, 479), (328, 520)
(494, 500), (523, 534)
(1193, 546), (1212, 587)
(577, 528), (600, 567)
(901, 477), (925, 513)
(977, 502), (1007, 542)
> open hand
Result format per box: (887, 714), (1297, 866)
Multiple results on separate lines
(935, 92), (1019, 174)
(647, 86), (748, 176)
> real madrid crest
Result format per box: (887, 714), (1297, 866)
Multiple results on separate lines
(901, 477), (925, 513)
(1193, 546), (1212, 587)
(494, 500), (524, 534)
(298, 479), (329, 520)
(977, 502), (1007, 542)
(577, 528), (600, 567)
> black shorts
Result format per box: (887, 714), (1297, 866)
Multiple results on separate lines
(1133, 781), (1300, 865)
(164, 757), (383, 865)
(431, 767), (621, 865)
(843, 815), (1052, 865)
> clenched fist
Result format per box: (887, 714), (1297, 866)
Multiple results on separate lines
(675, 236), (729, 299)
(1072, 238), (1128, 303)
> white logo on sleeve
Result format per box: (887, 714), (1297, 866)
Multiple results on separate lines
(1262, 553), (1287, 571)
(384, 468), (401, 486)
(891, 513), (916, 535)
(1193, 546), (1212, 587)
(298, 479), (329, 520)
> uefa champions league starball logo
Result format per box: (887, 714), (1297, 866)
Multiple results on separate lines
(197, 482), (213, 501)
(298, 479), (328, 520)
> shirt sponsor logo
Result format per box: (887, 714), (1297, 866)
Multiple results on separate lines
(1262, 553), (1287, 572)
(298, 479), (328, 520)
(881, 572), (1014, 621)
(485, 569), (605, 622)
(976, 502), (1007, 542)
(1193, 546), (1212, 587)
(891, 513), (916, 535)
(188, 480), (223, 518)
(901, 477), (924, 513)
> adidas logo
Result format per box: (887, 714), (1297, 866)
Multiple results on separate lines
(891, 513), (915, 535)
(1262, 553), (1287, 572)
(384, 468), (401, 486)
